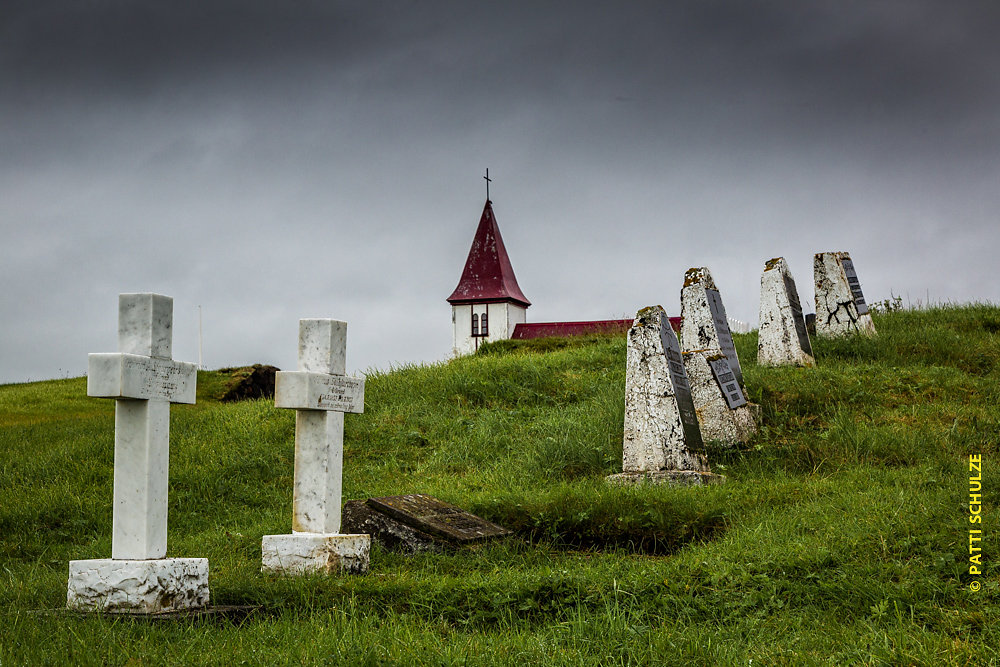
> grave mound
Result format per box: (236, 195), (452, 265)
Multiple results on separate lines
(482, 493), (727, 555)
(219, 364), (279, 402)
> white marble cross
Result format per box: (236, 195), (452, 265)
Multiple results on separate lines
(274, 320), (365, 534)
(87, 293), (197, 560)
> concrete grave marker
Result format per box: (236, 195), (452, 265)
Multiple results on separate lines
(680, 268), (758, 446)
(680, 267), (743, 384)
(607, 306), (724, 486)
(262, 319), (370, 575)
(758, 257), (815, 367)
(67, 293), (208, 613)
(814, 251), (876, 338)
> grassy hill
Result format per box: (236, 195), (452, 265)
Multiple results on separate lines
(1, 305), (998, 665)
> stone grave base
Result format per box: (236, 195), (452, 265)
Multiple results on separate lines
(261, 533), (370, 575)
(606, 470), (726, 486)
(67, 558), (209, 613)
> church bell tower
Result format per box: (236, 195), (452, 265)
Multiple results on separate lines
(447, 199), (530, 356)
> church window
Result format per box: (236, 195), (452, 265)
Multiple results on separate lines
(480, 312), (489, 336)
(471, 312), (479, 337)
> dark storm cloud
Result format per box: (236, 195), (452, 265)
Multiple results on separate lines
(1, 1), (367, 90)
(2, 2), (1000, 382)
(6, 1), (999, 160)
(7, 2), (998, 103)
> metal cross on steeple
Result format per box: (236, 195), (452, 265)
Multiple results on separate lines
(484, 168), (492, 200)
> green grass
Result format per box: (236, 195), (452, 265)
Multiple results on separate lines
(2, 305), (998, 664)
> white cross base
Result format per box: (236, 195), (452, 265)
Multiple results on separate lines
(68, 293), (207, 613)
(262, 319), (370, 575)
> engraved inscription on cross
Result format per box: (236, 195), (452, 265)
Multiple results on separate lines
(274, 320), (365, 534)
(87, 293), (197, 560)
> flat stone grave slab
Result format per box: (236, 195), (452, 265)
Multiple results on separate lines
(347, 494), (511, 550)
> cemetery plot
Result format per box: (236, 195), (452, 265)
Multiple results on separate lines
(261, 318), (370, 575)
(759, 257), (815, 367)
(67, 292), (208, 614)
(611, 305), (722, 486)
(814, 251), (877, 338)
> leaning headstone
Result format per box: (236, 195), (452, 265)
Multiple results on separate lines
(814, 251), (876, 337)
(67, 293), (207, 613)
(680, 267), (758, 446)
(607, 306), (724, 486)
(680, 266), (743, 384)
(342, 494), (511, 553)
(758, 257), (815, 367)
(682, 349), (758, 446)
(261, 319), (370, 575)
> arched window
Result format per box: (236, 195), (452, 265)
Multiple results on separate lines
(480, 311), (489, 337)
(471, 312), (479, 337)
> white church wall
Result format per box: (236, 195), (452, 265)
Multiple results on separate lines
(451, 304), (474, 357)
(452, 302), (528, 357)
(504, 303), (526, 339)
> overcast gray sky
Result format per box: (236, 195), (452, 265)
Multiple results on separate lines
(3, 1), (998, 382)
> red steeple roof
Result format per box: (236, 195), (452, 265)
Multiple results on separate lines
(447, 200), (531, 308)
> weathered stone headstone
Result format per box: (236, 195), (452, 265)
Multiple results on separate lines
(680, 267), (758, 446)
(680, 267), (743, 384)
(607, 306), (724, 486)
(814, 251), (876, 338)
(261, 319), (370, 575)
(67, 293), (208, 613)
(758, 257), (815, 367)
(682, 349), (758, 446)
(342, 494), (511, 553)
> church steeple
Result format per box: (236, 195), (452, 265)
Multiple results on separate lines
(447, 199), (530, 357)
(447, 200), (531, 308)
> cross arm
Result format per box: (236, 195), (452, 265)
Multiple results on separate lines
(88, 353), (197, 403)
(274, 371), (365, 413)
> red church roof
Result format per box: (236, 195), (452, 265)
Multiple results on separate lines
(512, 320), (632, 339)
(512, 317), (682, 340)
(447, 200), (531, 308)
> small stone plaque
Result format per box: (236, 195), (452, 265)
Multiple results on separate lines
(365, 494), (510, 544)
(659, 326), (704, 451)
(840, 257), (869, 315)
(782, 271), (813, 355)
(707, 356), (748, 409)
(705, 289), (743, 384)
